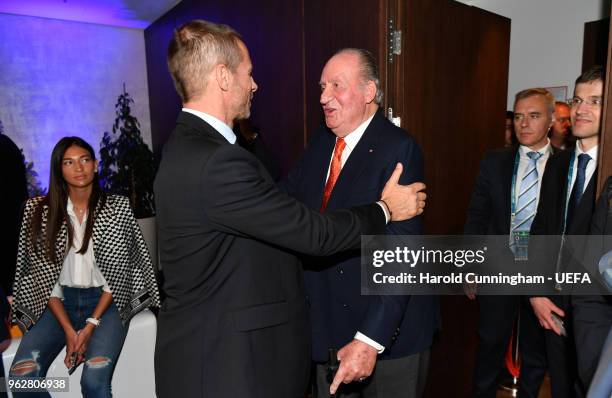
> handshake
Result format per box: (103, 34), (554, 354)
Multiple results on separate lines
(378, 163), (427, 222)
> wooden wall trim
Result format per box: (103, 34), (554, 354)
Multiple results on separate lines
(599, 10), (612, 194)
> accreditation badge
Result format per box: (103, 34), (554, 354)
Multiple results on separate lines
(512, 230), (530, 261)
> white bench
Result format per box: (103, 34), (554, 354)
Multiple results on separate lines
(2, 309), (157, 397)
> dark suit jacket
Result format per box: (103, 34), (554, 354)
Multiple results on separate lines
(464, 146), (521, 276)
(465, 146), (518, 236)
(465, 146), (562, 257)
(589, 175), (612, 293)
(571, 175), (612, 392)
(154, 112), (386, 398)
(529, 148), (597, 297)
(531, 149), (597, 236)
(283, 112), (438, 362)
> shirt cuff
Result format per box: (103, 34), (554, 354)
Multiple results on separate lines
(50, 283), (64, 300)
(354, 331), (385, 354)
(376, 201), (391, 224)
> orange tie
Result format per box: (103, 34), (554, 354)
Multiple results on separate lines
(320, 138), (346, 212)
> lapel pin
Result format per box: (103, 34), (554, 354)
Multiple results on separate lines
(369, 149), (374, 153)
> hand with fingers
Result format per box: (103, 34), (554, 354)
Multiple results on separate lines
(64, 329), (79, 369)
(329, 339), (377, 395)
(74, 325), (95, 365)
(380, 163), (426, 222)
(529, 297), (566, 336)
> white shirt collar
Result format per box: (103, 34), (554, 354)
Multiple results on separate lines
(575, 141), (598, 160)
(340, 114), (375, 150)
(518, 139), (551, 158)
(182, 108), (236, 144)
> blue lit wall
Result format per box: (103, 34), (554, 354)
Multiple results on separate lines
(0, 12), (152, 191)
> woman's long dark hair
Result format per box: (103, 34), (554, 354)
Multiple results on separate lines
(31, 137), (105, 261)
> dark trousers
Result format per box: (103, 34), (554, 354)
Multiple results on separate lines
(473, 296), (545, 398)
(524, 295), (580, 398)
(0, 287), (9, 398)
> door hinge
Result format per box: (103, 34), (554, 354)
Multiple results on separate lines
(388, 107), (401, 127)
(388, 18), (402, 63)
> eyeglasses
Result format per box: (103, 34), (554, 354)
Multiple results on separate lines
(567, 97), (602, 108)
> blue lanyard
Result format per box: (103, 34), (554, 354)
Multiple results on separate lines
(510, 150), (521, 217)
(561, 154), (576, 235)
(554, 153), (576, 291)
(510, 149), (575, 234)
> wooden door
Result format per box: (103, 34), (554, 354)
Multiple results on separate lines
(302, 0), (390, 142)
(581, 16), (612, 193)
(386, 1), (511, 396)
(599, 13), (612, 191)
(583, 18), (609, 73)
(388, 0), (510, 235)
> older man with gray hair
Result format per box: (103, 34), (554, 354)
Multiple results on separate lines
(284, 48), (438, 398)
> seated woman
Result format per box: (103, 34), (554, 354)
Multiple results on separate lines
(9, 136), (160, 397)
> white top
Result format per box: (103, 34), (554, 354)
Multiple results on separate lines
(182, 108), (237, 144)
(569, 143), (598, 196)
(50, 199), (111, 299)
(514, 140), (552, 213)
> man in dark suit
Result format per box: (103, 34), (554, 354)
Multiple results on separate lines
(529, 66), (605, 397)
(465, 88), (556, 397)
(283, 48), (438, 398)
(0, 131), (27, 396)
(153, 20), (427, 398)
(580, 176), (612, 397)
(0, 131), (28, 297)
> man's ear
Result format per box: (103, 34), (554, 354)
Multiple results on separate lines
(550, 111), (556, 128)
(364, 80), (377, 104)
(215, 64), (231, 91)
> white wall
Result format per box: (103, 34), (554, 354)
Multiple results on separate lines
(456, 0), (608, 108)
(0, 13), (152, 190)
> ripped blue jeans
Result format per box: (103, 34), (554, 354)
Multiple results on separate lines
(9, 287), (128, 398)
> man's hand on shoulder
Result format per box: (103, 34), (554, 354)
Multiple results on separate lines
(329, 339), (377, 395)
(380, 163), (426, 222)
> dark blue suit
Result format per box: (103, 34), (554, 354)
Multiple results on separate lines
(284, 112), (439, 366)
(465, 145), (556, 398)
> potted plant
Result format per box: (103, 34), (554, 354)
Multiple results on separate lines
(99, 84), (156, 218)
(99, 84), (157, 265)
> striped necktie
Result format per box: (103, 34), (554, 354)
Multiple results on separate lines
(510, 151), (542, 257)
(512, 151), (543, 233)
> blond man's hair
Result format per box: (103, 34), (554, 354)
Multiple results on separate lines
(167, 20), (243, 102)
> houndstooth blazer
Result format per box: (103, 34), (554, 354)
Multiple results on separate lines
(12, 195), (161, 332)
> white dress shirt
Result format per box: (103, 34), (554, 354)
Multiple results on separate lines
(50, 199), (111, 299)
(325, 115), (374, 180)
(182, 108), (237, 144)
